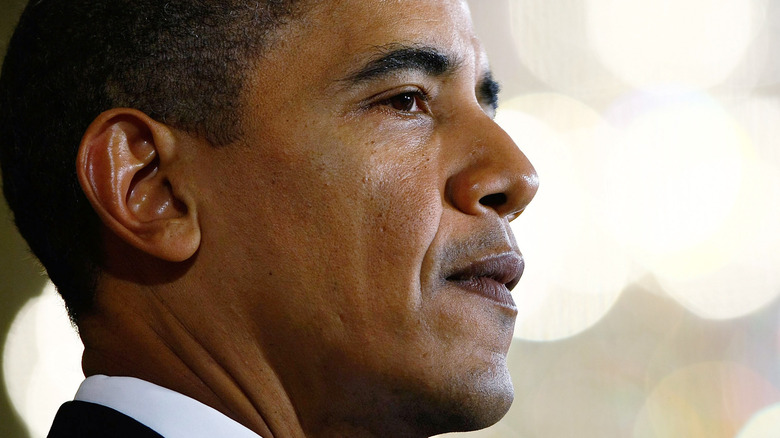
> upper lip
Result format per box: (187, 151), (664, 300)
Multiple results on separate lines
(445, 252), (525, 291)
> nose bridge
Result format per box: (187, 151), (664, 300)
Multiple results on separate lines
(445, 111), (538, 220)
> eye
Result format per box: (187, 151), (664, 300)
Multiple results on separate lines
(382, 91), (428, 113)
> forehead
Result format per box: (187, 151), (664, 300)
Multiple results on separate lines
(315, 0), (475, 48)
(254, 0), (487, 86)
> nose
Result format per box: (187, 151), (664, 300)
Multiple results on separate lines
(445, 114), (538, 221)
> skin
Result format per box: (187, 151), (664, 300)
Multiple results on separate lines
(75, 1), (538, 437)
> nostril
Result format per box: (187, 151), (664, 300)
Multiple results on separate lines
(479, 193), (507, 208)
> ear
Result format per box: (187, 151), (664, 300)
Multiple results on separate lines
(77, 108), (200, 262)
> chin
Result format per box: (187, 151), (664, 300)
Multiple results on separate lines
(406, 364), (516, 436)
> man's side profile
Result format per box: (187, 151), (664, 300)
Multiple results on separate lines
(0, 0), (538, 437)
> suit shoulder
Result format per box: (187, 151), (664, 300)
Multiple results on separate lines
(48, 401), (164, 438)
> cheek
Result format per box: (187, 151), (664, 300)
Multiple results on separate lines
(331, 154), (442, 327)
(306, 121), (443, 296)
(299, 134), (445, 344)
(365, 174), (440, 266)
(209, 121), (447, 353)
(362, 123), (441, 237)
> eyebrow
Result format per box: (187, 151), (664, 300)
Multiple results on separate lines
(340, 44), (461, 84)
(338, 43), (501, 112)
(479, 71), (501, 112)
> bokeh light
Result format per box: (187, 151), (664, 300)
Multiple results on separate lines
(509, 0), (628, 100)
(524, 368), (646, 436)
(500, 94), (630, 341)
(633, 362), (780, 438)
(3, 282), (84, 438)
(596, 91), (744, 260)
(3, 1), (780, 437)
(581, 90), (780, 319)
(586, 0), (764, 89)
(653, 162), (780, 319)
(730, 97), (780, 170)
(737, 403), (780, 438)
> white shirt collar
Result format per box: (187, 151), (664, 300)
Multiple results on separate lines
(74, 375), (262, 438)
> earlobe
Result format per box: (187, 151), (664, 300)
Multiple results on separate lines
(77, 108), (201, 262)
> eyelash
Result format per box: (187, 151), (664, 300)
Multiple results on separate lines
(365, 84), (497, 118)
(374, 89), (431, 115)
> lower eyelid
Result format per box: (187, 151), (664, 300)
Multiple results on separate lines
(371, 92), (427, 113)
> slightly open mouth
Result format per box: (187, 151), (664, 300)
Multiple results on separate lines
(446, 253), (524, 289)
(445, 253), (524, 309)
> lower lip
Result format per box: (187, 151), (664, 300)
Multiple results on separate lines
(448, 277), (518, 312)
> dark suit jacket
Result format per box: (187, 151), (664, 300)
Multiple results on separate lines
(48, 401), (164, 438)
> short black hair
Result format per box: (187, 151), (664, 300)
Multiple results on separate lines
(0, 0), (306, 322)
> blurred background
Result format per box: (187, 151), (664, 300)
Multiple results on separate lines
(2, 0), (780, 437)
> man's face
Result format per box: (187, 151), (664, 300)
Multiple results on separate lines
(194, 0), (537, 435)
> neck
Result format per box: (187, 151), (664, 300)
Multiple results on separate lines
(78, 277), (308, 438)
